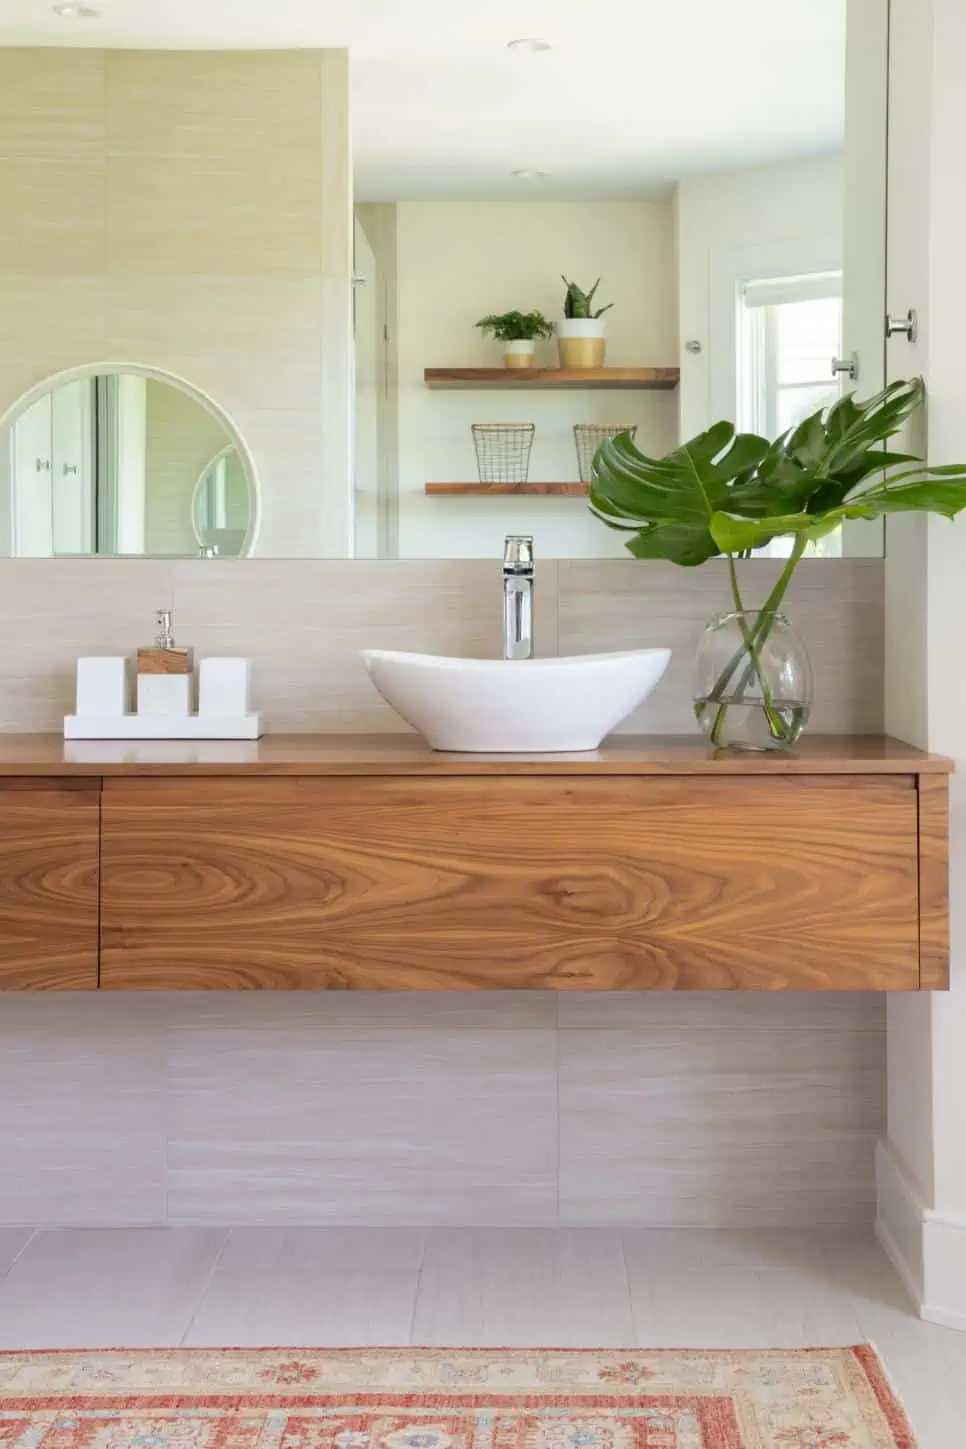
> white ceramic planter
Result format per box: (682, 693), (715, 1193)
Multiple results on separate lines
(503, 339), (536, 369)
(557, 317), (607, 368)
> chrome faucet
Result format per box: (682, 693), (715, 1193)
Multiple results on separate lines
(502, 535), (534, 660)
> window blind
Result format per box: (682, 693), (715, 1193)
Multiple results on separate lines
(741, 271), (843, 309)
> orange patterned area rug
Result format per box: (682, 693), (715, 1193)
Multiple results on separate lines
(0, 1345), (916, 1448)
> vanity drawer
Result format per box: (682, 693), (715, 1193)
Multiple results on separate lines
(0, 780), (100, 990)
(99, 774), (923, 991)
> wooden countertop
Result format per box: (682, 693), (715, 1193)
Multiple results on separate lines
(0, 733), (948, 776)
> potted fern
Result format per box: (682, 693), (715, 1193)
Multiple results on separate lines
(558, 276), (613, 368)
(475, 310), (554, 369)
(589, 378), (966, 749)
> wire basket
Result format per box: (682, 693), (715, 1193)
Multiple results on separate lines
(573, 423), (638, 485)
(472, 423), (536, 485)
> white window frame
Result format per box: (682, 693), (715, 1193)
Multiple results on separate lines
(709, 236), (843, 427)
(736, 271), (844, 439)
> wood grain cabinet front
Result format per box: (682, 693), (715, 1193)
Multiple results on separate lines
(99, 774), (927, 992)
(0, 780), (99, 989)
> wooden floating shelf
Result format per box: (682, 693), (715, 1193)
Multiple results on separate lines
(425, 482), (587, 496)
(424, 366), (680, 390)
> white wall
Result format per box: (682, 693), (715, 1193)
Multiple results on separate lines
(115, 374), (147, 556)
(881, 0), (935, 1227)
(843, 0), (889, 407)
(353, 219), (381, 559)
(878, 0), (966, 1332)
(11, 393), (54, 556)
(921, 0), (966, 1243)
(395, 201), (678, 559)
(675, 155), (844, 438)
(354, 203), (400, 559)
(318, 49), (355, 558)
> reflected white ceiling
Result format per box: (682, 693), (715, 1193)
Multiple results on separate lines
(1, 0), (847, 199)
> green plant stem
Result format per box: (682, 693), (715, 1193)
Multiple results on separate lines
(707, 540), (806, 746)
(708, 542), (804, 702)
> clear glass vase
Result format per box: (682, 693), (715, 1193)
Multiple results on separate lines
(694, 609), (813, 750)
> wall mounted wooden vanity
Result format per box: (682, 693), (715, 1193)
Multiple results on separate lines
(0, 734), (949, 994)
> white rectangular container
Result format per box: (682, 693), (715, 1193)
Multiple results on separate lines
(137, 673), (192, 718)
(198, 657), (251, 718)
(75, 657), (127, 718)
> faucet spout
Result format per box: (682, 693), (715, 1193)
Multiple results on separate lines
(502, 535), (534, 661)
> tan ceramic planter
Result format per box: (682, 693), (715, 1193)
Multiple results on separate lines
(558, 336), (606, 368)
(557, 318), (607, 368)
(503, 340), (536, 369)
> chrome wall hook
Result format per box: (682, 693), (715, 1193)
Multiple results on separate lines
(831, 354), (859, 382)
(886, 309), (919, 343)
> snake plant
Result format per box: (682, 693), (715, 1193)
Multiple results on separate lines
(561, 277), (613, 320)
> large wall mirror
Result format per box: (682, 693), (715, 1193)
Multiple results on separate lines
(351, 0), (888, 560)
(0, 369), (257, 558)
(0, 1), (889, 562)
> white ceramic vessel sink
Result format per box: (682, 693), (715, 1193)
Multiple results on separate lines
(362, 648), (671, 753)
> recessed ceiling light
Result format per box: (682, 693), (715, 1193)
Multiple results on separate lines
(52, 3), (100, 16)
(507, 38), (552, 53)
(512, 169), (549, 181)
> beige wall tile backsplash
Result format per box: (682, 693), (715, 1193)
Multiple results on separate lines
(103, 277), (327, 416)
(0, 47), (350, 556)
(0, 992), (884, 1228)
(103, 52), (327, 277)
(0, 554), (885, 1227)
(0, 47), (105, 161)
(0, 559), (175, 732)
(560, 557), (885, 735)
(0, 556), (881, 735)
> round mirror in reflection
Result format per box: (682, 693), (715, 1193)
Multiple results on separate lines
(0, 368), (256, 557)
(192, 446), (251, 558)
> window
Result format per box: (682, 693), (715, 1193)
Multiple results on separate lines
(737, 272), (843, 438)
(736, 272), (844, 558)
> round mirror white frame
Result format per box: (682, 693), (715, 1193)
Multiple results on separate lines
(0, 361), (260, 559)
(191, 443), (253, 558)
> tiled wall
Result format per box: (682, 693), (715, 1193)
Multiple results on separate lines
(0, 50), (889, 1230)
(0, 556), (883, 734)
(0, 47), (352, 557)
(0, 992), (884, 1228)
(0, 554), (886, 1226)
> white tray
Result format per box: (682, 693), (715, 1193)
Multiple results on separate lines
(64, 714), (262, 740)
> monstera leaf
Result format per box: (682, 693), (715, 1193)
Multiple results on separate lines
(589, 377), (966, 750)
(711, 470), (966, 554)
(589, 377), (966, 564)
(588, 422), (773, 566)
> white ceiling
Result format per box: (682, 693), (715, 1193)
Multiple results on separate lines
(1, 0), (847, 199)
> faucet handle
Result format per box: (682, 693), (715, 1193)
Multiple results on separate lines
(503, 535), (534, 571)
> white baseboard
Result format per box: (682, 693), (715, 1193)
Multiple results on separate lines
(874, 1216), (922, 1311)
(875, 1140), (926, 1308)
(921, 1299), (966, 1332)
(876, 1138), (966, 1331)
(920, 1215), (966, 1331)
